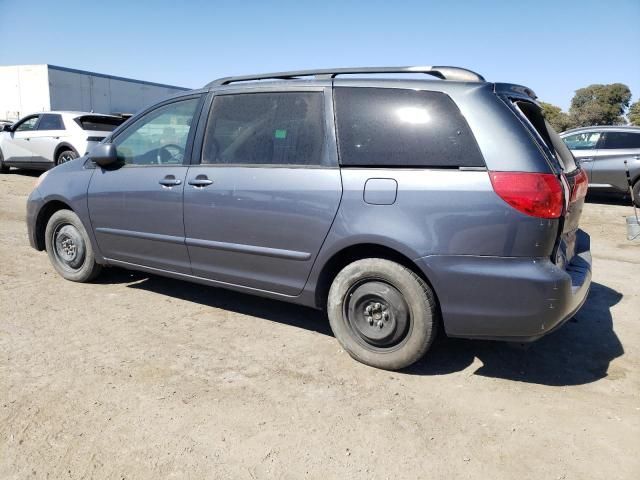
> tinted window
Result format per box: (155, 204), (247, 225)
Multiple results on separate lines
(514, 100), (578, 173)
(14, 116), (40, 132)
(113, 98), (199, 166)
(601, 132), (640, 149)
(76, 115), (125, 132)
(202, 92), (325, 166)
(334, 87), (484, 168)
(563, 132), (601, 150)
(38, 114), (64, 131)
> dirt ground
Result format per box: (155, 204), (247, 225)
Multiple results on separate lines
(1, 171), (638, 480)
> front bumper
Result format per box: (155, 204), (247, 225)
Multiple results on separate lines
(26, 187), (44, 250)
(415, 229), (592, 341)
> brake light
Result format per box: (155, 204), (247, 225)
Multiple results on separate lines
(489, 171), (564, 219)
(570, 169), (589, 203)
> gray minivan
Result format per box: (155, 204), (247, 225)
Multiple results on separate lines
(24, 66), (592, 370)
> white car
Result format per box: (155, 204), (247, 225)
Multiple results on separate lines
(0, 111), (126, 172)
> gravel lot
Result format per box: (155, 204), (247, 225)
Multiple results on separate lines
(1, 171), (638, 479)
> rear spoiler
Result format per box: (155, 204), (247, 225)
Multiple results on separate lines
(494, 83), (538, 101)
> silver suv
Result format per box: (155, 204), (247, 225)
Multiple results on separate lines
(24, 66), (592, 370)
(561, 126), (640, 206)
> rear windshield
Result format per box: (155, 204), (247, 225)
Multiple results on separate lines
(513, 100), (578, 173)
(75, 115), (125, 132)
(334, 87), (485, 168)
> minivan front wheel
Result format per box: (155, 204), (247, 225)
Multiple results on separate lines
(327, 258), (438, 370)
(45, 209), (102, 282)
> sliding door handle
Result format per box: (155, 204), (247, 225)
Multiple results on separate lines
(188, 175), (213, 187)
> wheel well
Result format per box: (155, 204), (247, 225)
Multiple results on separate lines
(54, 144), (77, 161)
(34, 201), (73, 250)
(314, 243), (439, 311)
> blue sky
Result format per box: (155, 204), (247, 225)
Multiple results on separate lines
(1, 0), (638, 111)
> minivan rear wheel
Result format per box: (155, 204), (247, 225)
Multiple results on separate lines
(44, 209), (102, 282)
(633, 180), (640, 208)
(327, 258), (437, 370)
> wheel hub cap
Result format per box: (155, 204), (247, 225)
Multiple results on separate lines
(53, 224), (85, 269)
(345, 281), (410, 348)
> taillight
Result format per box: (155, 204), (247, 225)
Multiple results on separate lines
(570, 169), (589, 203)
(489, 171), (564, 219)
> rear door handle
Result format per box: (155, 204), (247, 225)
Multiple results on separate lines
(159, 175), (182, 187)
(580, 157), (593, 162)
(188, 175), (213, 187)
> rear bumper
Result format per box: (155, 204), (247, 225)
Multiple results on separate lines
(415, 229), (592, 341)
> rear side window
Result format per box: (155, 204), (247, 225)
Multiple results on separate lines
(600, 132), (640, 149)
(76, 115), (125, 132)
(334, 87), (484, 168)
(38, 114), (64, 130)
(514, 100), (578, 173)
(202, 92), (326, 166)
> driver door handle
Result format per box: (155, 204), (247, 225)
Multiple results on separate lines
(188, 175), (213, 187)
(159, 175), (182, 187)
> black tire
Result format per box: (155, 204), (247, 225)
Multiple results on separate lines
(44, 209), (102, 282)
(633, 180), (640, 208)
(0, 149), (9, 173)
(56, 149), (78, 166)
(327, 258), (438, 370)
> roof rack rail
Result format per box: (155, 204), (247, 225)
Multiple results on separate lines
(206, 66), (485, 87)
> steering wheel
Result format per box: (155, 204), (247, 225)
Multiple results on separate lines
(158, 144), (185, 164)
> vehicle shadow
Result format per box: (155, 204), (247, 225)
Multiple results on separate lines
(407, 282), (624, 386)
(5, 168), (41, 177)
(586, 191), (632, 206)
(97, 269), (623, 386)
(96, 268), (332, 336)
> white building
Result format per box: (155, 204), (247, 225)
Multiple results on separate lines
(0, 64), (189, 121)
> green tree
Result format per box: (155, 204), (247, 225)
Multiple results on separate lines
(539, 101), (573, 132)
(568, 83), (631, 127)
(628, 101), (640, 126)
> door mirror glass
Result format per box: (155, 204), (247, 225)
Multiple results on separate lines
(1, 124), (12, 132)
(90, 143), (119, 168)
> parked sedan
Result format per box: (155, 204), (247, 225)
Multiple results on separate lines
(0, 111), (126, 173)
(560, 126), (640, 206)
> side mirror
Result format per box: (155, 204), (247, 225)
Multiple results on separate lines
(90, 143), (119, 168)
(2, 124), (12, 132)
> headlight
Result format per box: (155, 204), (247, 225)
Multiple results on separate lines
(34, 170), (49, 189)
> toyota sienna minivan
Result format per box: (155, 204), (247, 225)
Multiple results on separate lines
(24, 66), (592, 370)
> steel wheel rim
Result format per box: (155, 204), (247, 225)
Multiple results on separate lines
(343, 278), (412, 351)
(52, 223), (85, 271)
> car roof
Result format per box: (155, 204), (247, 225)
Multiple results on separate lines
(22, 111), (123, 119)
(560, 125), (640, 135)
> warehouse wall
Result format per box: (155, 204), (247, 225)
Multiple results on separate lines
(0, 65), (51, 120)
(48, 67), (187, 115)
